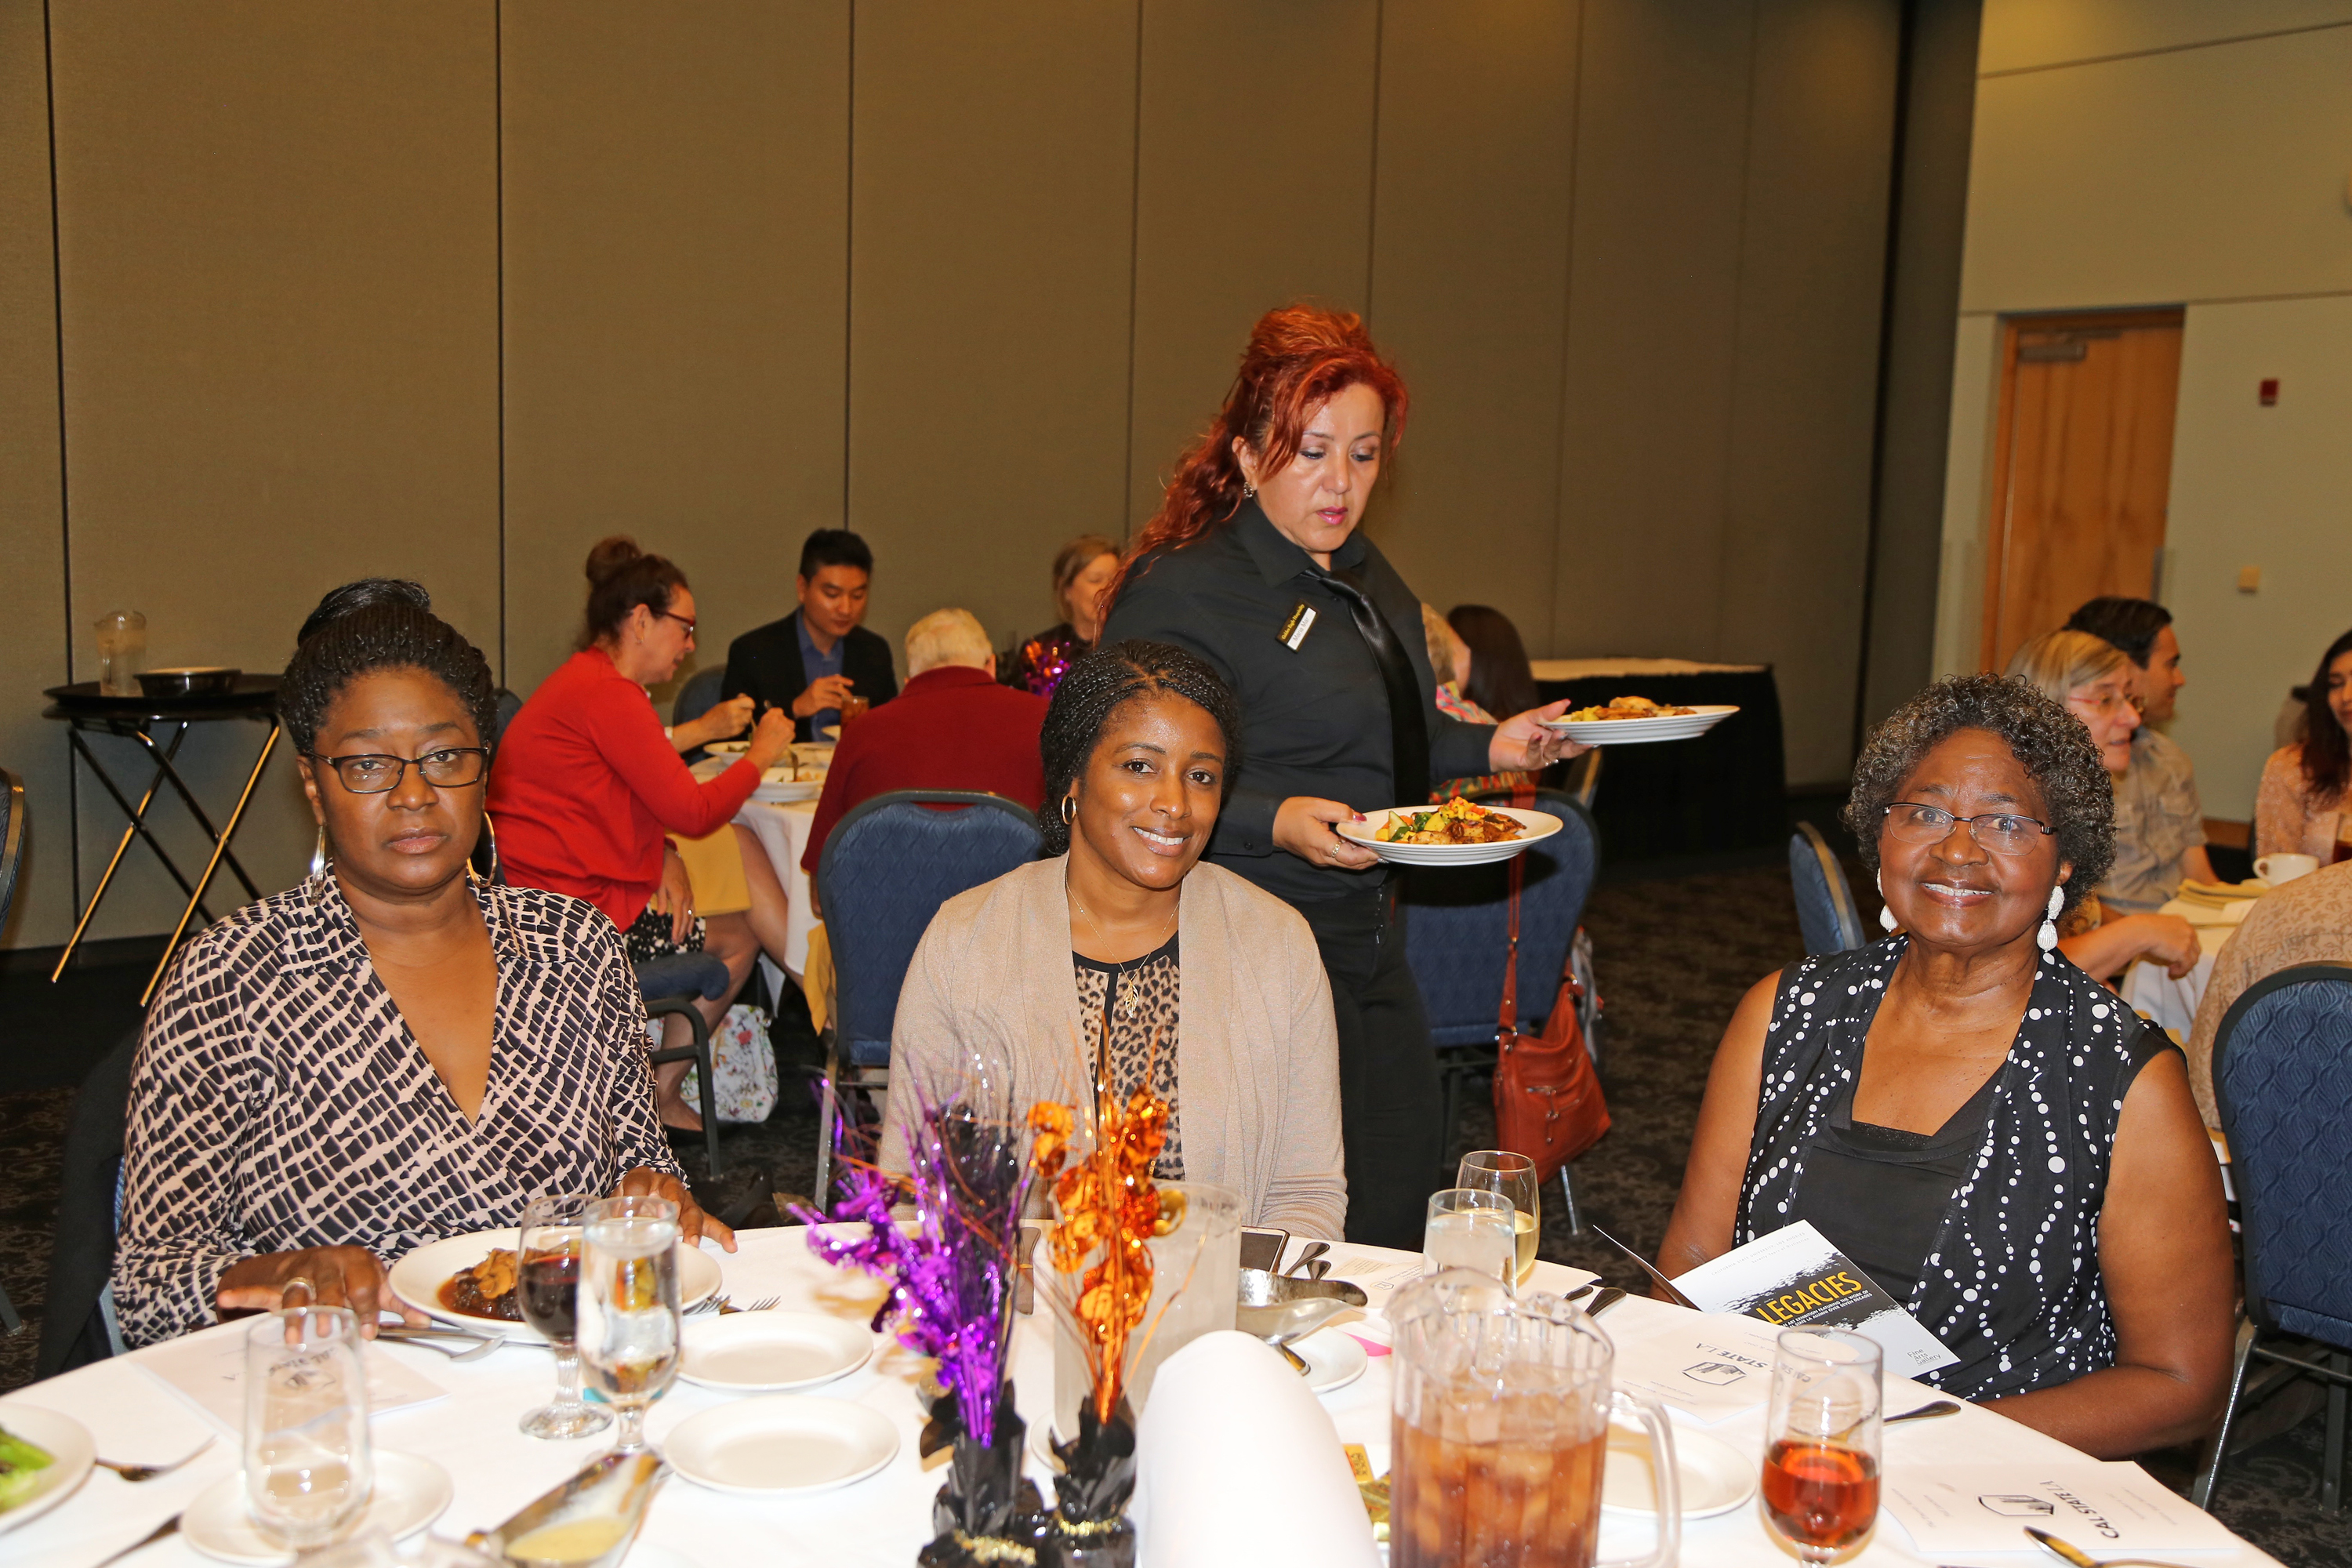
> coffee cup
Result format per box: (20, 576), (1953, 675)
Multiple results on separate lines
(2255, 852), (2320, 886)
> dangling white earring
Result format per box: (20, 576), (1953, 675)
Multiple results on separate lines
(1876, 870), (1898, 934)
(310, 826), (328, 880)
(2038, 885), (2063, 953)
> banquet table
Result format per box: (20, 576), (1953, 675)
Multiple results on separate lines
(2119, 900), (2239, 1038)
(1, 1228), (2281, 1568)
(687, 754), (822, 987)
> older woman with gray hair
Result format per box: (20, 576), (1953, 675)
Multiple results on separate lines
(1660, 673), (2231, 1457)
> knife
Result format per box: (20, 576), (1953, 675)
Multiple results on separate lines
(1585, 1225), (1701, 1309)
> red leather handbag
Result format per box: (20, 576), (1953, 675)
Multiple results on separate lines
(1490, 794), (1609, 1183)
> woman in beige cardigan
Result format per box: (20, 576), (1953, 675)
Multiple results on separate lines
(880, 641), (1347, 1239)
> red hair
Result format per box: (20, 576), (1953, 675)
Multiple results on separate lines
(1111, 305), (1407, 602)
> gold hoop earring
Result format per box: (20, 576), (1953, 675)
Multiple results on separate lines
(310, 826), (329, 881)
(1061, 796), (1077, 826)
(472, 813), (501, 884)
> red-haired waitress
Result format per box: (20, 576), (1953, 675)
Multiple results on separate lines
(1101, 306), (1584, 1247)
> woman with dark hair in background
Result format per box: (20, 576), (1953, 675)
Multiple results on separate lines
(1099, 305), (1582, 1247)
(881, 641), (1345, 1237)
(1006, 533), (1121, 699)
(2255, 626), (2352, 862)
(1659, 674), (2230, 1457)
(114, 580), (729, 1349)
(488, 537), (797, 1131)
(1446, 604), (1541, 728)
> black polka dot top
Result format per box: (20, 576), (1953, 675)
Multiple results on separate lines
(1736, 936), (2175, 1402)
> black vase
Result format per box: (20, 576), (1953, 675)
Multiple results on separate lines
(1040, 1397), (1138, 1568)
(916, 1385), (1048, 1568)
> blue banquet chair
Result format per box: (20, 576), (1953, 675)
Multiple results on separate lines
(1789, 821), (1866, 955)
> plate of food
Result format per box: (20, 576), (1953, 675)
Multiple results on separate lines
(0, 1406), (94, 1536)
(1544, 697), (1737, 746)
(706, 739), (750, 755)
(388, 1232), (724, 1342)
(753, 768), (822, 804)
(1335, 797), (1560, 866)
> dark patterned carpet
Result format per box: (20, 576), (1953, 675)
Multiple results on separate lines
(2, 855), (2347, 1561)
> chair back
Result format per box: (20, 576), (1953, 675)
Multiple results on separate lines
(1789, 822), (1865, 954)
(493, 687), (524, 747)
(0, 767), (23, 937)
(1401, 791), (1599, 1047)
(816, 792), (1041, 1068)
(672, 666), (726, 728)
(2213, 962), (2352, 1347)
(39, 1026), (140, 1377)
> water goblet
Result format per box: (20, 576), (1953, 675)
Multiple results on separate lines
(244, 1305), (373, 1551)
(1457, 1150), (1541, 1286)
(1423, 1189), (1516, 1287)
(577, 1194), (682, 1456)
(516, 1194), (612, 1440)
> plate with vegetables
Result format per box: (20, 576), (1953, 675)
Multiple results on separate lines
(1335, 798), (1560, 866)
(0, 1406), (95, 1534)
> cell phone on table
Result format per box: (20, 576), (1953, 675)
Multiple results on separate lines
(1240, 1226), (1289, 1274)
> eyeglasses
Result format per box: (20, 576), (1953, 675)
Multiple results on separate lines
(658, 612), (697, 638)
(311, 747), (489, 794)
(1883, 802), (2053, 855)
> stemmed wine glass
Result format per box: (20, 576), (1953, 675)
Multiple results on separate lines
(516, 1194), (611, 1440)
(244, 1306), (373, 1550)
(1761, 1327), (1882, 1563)
(577, 1194), (682, 1455)
(1457, 1150), (1541, 1287)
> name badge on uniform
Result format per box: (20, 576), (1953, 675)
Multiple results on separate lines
(1278, 602), (1318, 652)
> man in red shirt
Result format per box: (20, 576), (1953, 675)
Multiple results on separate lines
(802, 608), (1049, 873)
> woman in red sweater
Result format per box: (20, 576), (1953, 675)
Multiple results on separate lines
(490, 537), (796, 1131)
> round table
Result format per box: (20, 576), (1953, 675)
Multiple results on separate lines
(0, 1229), (2281, 1567)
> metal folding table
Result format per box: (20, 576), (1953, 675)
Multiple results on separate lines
(43, 676), (283, 1003)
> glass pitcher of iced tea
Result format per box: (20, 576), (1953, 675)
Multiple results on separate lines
(1388, 1269), (1679, 1568)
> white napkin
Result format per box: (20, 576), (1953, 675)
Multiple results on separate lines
(1131, 1330), (1378, 1568)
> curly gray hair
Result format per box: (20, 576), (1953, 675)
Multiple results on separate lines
(1842, 673), (2114, 915)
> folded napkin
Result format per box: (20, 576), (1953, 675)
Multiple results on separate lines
(1131, 1330), (1379, 1568)
(2180, 878), (2267, 902)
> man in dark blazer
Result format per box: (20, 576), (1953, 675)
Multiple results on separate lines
(721, 527), (899, 741)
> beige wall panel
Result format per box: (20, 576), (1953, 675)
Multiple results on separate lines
(1367, 0), (1580, 657)
(1979, 0), (2352, 74)
(502, 2), (850, 702)
(1719, 0), (1899, 785)
(1962, 29), (2352, 312)
(848, 1), (1138, 662)
(49, 1), (499, 938)
(0, 0), (73, 948)
(1127, 0), (1380, 528)
(1554, 0), (1754, 659)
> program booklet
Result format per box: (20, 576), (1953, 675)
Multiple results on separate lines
(1670, 1220), (1957, 1375)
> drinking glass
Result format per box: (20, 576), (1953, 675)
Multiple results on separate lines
(516, 1195), (612, 1440)
(244, 1306), (374, 1551)
(1423, 1189), (1515, 1287)
(577, 1195), (681, 1455)
(1457, 1151), (1541, 1286)
(95, 610), (146, 697)
(1760, 1328), (1882, 1563)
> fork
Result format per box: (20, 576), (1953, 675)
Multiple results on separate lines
(688, 1294), (730, 1316)
(89, 1515), (180, 1566)
(94, 1436), (215, 1483)
(375, 1325), (502, 1363)
(720, 1294), (781, 1315)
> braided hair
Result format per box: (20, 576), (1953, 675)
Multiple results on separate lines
(1039, 640), (1241, 857)
(281, 580), (499, 757)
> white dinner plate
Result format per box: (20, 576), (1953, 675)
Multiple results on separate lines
(678, 1312), (875, 1393)
(753, 773), (823, 804)
(1600, 1425), (1753, 1519)
(706, 740), (750, 754)
(388, 1232), (723, 1343)
(0, 1404), (96, 1535)
(662, 1396), (899, 1496)
(1294, 1329), (1369, 1396)
(1544, 704), (1738, 746)
(184, 1452), (452, 1564)
(1334, 806), (1562, 867)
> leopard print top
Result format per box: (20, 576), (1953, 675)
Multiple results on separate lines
(1073, 934), (1184, 1181)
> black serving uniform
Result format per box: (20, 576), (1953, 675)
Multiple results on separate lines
(1102, 499), (1496, 1246)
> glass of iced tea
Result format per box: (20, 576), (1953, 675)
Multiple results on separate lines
(516, 1194), (612, 1440)
(1388, 1269), (1679, 1568)
(1760, 1327), (1882, 1563)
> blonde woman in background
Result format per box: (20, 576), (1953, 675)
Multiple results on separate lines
(2003, 630), (2201, 983)
(1006, 534), (1121, 699)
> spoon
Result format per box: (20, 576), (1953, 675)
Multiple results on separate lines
(1885, 1399), (1962, 1425)
(1285, 1241), (1330, 1278)
(2027, 1525), (2198, 1568)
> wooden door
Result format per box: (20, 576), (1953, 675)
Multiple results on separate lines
(1980, 310), (2183, 673)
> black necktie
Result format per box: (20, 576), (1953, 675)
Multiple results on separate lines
(1322, 567), (1429, 806)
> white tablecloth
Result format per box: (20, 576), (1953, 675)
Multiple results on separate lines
(730, 799), (819, 984)
(0, 1229), (2280, 1568)
(2121, 907), (2238, 1038)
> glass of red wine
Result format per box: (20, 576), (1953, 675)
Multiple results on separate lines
(517, 1194), (612, 1440)
(1761, 1327), (1882, 1563)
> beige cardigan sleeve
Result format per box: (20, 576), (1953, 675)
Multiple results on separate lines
(1259, 922), (1348, 1239)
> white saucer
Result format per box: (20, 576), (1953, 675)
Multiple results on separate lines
(0, 1405), (95, 1535)
(678, 1312), (874, 1393)
(1295, 1330), (1370, 1396)
(1600, 1425), (1754, 1518)
(388, 1232), (723, 1343)
(663, 1395), (898, 1496)
(184, 1452), (452, 1564)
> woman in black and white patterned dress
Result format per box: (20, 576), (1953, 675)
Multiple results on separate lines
(1659, 673), (2232, 1458)
(114, 582), (733, 1349)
